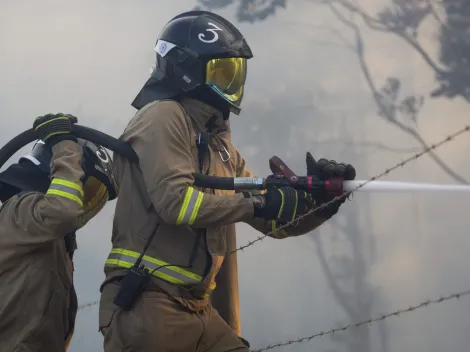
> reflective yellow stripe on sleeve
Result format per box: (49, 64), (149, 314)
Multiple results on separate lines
(105, 248), (216, 294)
(176, 187), (204, 225)
(276, 188), (284, 219)
(46, 178), (84, 206)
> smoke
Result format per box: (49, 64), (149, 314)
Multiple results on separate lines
(1, 1), (470, 351)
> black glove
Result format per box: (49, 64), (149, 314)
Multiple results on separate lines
(33, 113), (78, 146)
(306, 152), (356, 219)
(252, 186), (314, 223)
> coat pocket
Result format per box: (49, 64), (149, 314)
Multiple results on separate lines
(98, 281), (146, 350)
(98, 282), (119, 335)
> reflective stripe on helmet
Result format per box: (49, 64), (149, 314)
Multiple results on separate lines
(176, 187), (204, 225)
(154, 39), (177, 58)
(46, 178), (84, 206)
(105, 248), (216, 293)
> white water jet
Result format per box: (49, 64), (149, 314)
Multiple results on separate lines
(343, 180), (470, 193)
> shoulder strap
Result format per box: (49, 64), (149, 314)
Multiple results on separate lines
(196, 132), (210, 175)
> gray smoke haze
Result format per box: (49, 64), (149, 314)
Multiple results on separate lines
(1, 1), (470, 351)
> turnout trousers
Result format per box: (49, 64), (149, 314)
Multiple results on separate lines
(99, 281), (250, 352)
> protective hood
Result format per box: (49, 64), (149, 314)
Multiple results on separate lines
(131, 76), (181, 111)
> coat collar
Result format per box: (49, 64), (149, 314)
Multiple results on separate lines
(179, 98), (229, 134)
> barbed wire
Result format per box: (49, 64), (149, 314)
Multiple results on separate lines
(230, 124), (470, 255)
(78, 300), (99, 310)
(251, 288), (470, 352)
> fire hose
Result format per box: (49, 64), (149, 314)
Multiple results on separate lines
(1, 124), (468, 195)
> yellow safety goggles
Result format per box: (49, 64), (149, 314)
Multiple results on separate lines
(205, 57), (247, 107)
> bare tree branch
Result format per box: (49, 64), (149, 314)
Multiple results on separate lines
(330, 0), (446, 74)
(325, 1), (469, 184)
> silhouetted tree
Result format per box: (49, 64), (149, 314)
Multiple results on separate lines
(368, 0), (470, 101)
(322, 0), (469, 183)
(432, 0), (470, 100)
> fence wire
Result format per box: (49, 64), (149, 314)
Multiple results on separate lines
(78, 300), (99, 310)
(251, 288), (470, 352)
(230, 124), (470, 255)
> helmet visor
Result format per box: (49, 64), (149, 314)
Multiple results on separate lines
(205, 57), (247, 107)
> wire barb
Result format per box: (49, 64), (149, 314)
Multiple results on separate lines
(230, 124), (470, 256)
(77, 300), (99, 310)
(251, 289), (470, 352)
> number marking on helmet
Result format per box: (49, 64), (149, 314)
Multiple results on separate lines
(96, 146), (110, 163)
(198, 22), (223, 44)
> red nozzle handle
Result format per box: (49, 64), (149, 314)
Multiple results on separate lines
(324, 176), (344, 196)
(269, 156), (299, 183)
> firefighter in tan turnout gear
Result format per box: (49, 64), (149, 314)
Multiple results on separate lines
(98, 10), (356, 352)
(0, 113), (118, 352)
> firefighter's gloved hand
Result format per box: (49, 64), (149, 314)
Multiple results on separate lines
(306, 151), (356, 219)
(33, 113), (78, 147)
(252, 186), (314, 222)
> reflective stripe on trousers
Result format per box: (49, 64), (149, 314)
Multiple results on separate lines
(105, 248), (216, 296)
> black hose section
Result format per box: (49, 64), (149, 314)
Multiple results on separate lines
(0, 125), (234, 191)
(193, 174), (235, 190)
(73, 125), (139, 163)
(0, 129), (36, 169)
(74, 127), (233, 189)
(0, 125), (139, 170)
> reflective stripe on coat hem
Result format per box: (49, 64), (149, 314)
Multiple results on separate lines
(104, 248), (216, 293)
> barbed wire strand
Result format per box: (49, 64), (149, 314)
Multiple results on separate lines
(231, 124), (470, 255)
(78, 300), (99, 310)
(77, 124), (470, 312)
(251, 288), (470, 352)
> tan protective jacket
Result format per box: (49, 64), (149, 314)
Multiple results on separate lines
(102, 98), (327, 335)
(0, 141), (85, 352)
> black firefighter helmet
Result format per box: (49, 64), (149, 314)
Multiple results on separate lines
(0, 139), (118, 215)
(131, 10), (253, 118)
